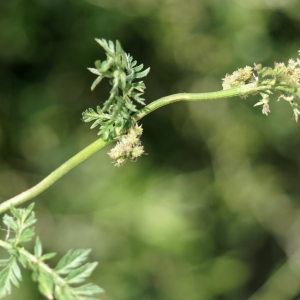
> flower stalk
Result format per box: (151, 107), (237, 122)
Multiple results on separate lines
(0, 84), (280, 214)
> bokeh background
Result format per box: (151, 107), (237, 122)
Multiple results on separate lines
(1, 0), (300, 299)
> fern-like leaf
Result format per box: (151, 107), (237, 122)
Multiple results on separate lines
(83, 39), (150, 140)
(0, 257), (22, 298)
(0, 204), (104, 300)
(55, 249), (91, 275)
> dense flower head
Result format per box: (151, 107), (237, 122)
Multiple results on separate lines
(108, 124), (145, 167)
(222, 51), (300, 120)
(222, 66), (254, 90)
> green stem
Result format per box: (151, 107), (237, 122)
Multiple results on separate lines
(0, 84), (271, 214)
(0, 239), (12, 250)
(0, 138), (110, 215)
(133, 84), (269, 121)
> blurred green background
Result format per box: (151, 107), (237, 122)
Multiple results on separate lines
(1, 0), (300, 299)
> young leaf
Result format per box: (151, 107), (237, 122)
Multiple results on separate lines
(84, 39), (150, 141)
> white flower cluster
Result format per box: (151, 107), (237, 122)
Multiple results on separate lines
(108, 124), (145, 167)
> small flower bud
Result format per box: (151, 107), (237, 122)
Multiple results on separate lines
(125, 133), (139, 145)
(132, 124), (143, 137)
(115, 157), (126, 167)
(131, 146), (144, 158)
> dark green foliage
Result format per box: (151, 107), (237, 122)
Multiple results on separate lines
(82, 39), (150, 141)
(0, 205), (104, 300)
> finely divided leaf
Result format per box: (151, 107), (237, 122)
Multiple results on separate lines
(82, 108), (101, 122)
(55, 249), (91, 275)
(3, 204), (36, 245)
(133, 64), (144, 72)
(134, 67), (150, 79)
(0, 257), (22, 298)
(0, 204), (103, 300)
(73, 283), (105, 296)
(65, 262), (98, 284)
(85, 39), (150, 140)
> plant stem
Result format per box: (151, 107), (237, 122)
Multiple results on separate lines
(0, 138), (110, 215)
(0, 84), (271, 214)
(0, 240), (12, 250)
(133, 84), (269, 121)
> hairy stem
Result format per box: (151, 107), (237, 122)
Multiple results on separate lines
(0, 84), (272, 214)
